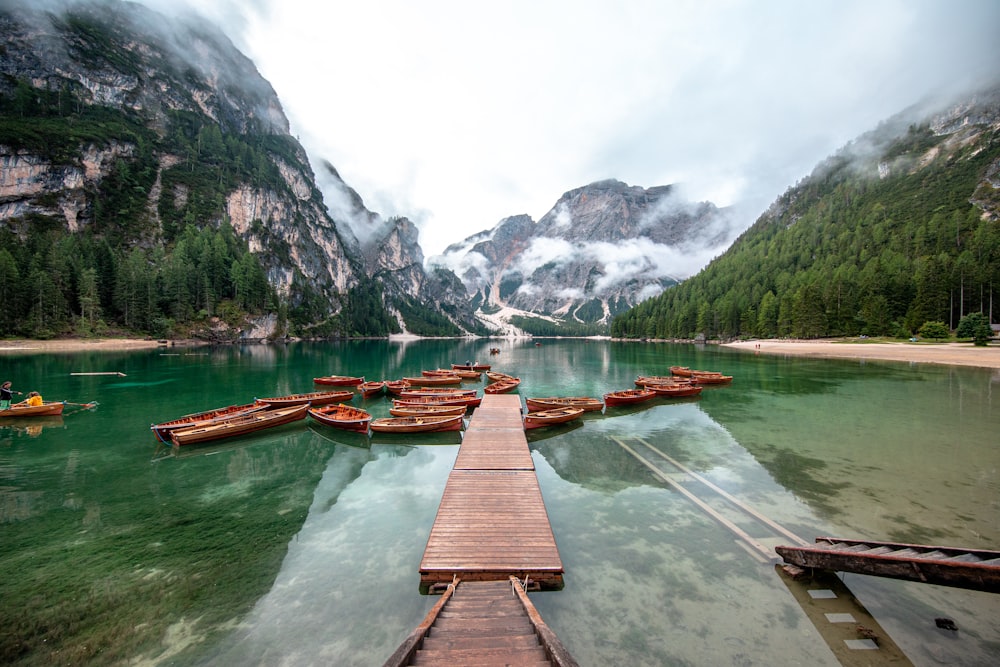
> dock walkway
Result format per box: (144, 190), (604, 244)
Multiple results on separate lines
(419, 394), (564, 588)
(384, 394), (576, 666)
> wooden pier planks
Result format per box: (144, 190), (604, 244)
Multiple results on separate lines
(420, 394), (564, 587)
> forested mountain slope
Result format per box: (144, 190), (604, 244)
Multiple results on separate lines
(612, 88), (1000, 340)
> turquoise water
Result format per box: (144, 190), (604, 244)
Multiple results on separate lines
(1, 340), (997, 665)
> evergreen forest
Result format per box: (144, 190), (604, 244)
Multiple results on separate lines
(0, 76), (409, 339)
(612, 123), (1000, 340)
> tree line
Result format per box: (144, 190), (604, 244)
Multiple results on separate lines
(612, 123), (1000, 341)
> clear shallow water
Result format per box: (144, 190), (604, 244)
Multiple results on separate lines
(1, 340), (997, 666)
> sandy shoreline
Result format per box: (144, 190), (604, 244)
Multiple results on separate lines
(723, 339), (1000, 369)
(0, 338), (201, 353)
(3, 337), (999, 369)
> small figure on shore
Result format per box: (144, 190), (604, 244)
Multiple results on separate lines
(25, 391), (43, 407)
(1, 381), (23, 410)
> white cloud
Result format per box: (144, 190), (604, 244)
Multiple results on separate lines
(510, 237), (576, 276)
(145, 0), (1000, 262)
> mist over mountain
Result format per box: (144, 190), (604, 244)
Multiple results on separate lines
(612, 86), (1000, 340)
(430, 180), (735, 332)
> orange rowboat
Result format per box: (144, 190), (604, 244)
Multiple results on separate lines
(452, 362), (491, 371)
(357, 381), (386, 398)
(426, 368), (481, 379)
(525, 397), (603, 412)
(1, 401), (66, 418)
(369, 414), (464, 433)
(402, 374), (462, 386)
(603, 389), (655, 406)
(523, 407), (584, 430)
(255, 390), (354, 407)
(313, 375), (365, 386)
(392, 395), (483, 408)
(647, 383), (703, 398)
(151, 402), (266, 442)
(692, 373), (733, 384)
(384, 380), (411, 395)
(484, 378), (520, 394)
(389, 404), (467, 417)
(169, 404), (308, 446)
(307, 404), (371, 433)
(398, 388), (477, 398)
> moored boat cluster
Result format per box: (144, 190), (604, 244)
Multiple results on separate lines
(149, 362), (732, 446)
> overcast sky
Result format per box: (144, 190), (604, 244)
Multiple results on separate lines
(145, 0), (1000, 257)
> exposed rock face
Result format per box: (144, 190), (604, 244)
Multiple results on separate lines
(0, 0), (359, 327)
(434, 180), (734, 326)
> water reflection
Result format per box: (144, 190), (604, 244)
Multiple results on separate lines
(1, 340), (997, 666)
(200, 444), (457, 666)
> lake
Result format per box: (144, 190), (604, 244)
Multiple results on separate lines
(1, 339), (997, 666)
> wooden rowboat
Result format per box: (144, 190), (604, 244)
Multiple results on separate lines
(635, 375), (694, 387)
(484, 378), (520, 394)
(523, 407), (584, 430)
(647, 384), (704, 398)
(169, 404), (308, 446)
(369, 414), (464, 433)
(402, 374), (462, 386)
(669, 366), (692, 377)
(307, 403), (371, 433)
(525, 396), (603, 412)
(256, 390), (354, 407)
(692, 373), (733, 384)
(384, 380), (411, 395)
(151, 402), (267, 442)
(357, 381), (386, 398)
(398, 388), (477, 398)
(313, 375), (365, 386)
(389, 404), (467, 417)
(486, 371), (516, 382)
(1, 401), (66, 418)
(452, 362), (491, 371)
(426, 368), (481, 380)
(775, 537), (1000, 593)
(603, 389), (655, 406)
(393, 395), (483, 408)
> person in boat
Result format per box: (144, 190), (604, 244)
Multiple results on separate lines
(25, 391), (43, 407)
(1, 381), (23, 410)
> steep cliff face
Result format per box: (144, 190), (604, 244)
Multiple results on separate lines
(0, 0), (359, 331)
(434, 180), (733, 329)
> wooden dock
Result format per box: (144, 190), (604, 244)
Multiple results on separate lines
(419, 394), (564, 588)
(383, 578), (578, 667)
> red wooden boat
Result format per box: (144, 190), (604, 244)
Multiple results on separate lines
(484, 378), (520, 394)
(647, 383), (703, 398)
(308, 403), (371, 433)
(486, 371), (516, 382)
(151, 402), (267, 442)
(255, 390), (354, 407)
(393, 395), (482, 408)
(523, 407), (584, 430)
(669, 366), (693, 377)
(384, 380), (411, 395)
(1, 401), (66, 418)
(357, 380), (386, 398)
(635, 375), (694, 387)
(603, 388), (655, 406)
(452, 362), (491, 371)
(398, 388), (477, 398)
(426, 368), (481, 380)
(389, 404), (467, 417)
(169, 404), (308, 446)
(402, 374), (462, 386)
(369, 414), (464, 433)
(525, 397), (603, 412)
(313, 375), (365, 386)
(692, 373), (733, 384)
